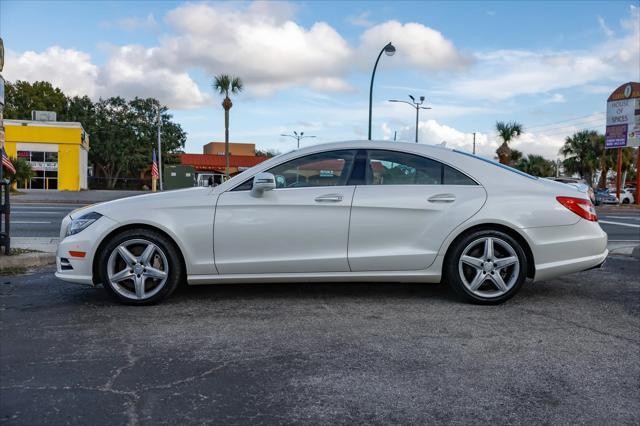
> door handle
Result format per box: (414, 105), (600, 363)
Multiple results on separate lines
(315, 194), (343, 203)
(428, 193), (456, 203)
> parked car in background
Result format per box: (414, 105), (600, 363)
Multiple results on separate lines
(619, 188), (635, 204)
(55, 141), (608, 306)
(595, 188), (619, 205)
(546, 177), (596, 205)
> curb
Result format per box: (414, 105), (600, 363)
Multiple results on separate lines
(0, 252), (56, 271)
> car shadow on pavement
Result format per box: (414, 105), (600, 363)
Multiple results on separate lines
(169, 281), (460, 304)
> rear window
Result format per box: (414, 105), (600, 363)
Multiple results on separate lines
(452, 149), (538, 180)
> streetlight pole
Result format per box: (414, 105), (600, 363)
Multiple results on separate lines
(388, 95), (431, 143)
(368, 42), (396, 140)
(281, 131), (316, 149)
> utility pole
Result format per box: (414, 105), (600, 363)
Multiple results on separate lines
(393, 131), (397, 141)
(388, 95), (431, 143)
(157, 103), (163, 191)
(472, 132), (476, 154)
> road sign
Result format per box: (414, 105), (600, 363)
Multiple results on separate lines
(605, 82), (640, 149)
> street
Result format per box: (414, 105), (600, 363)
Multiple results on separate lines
(1, 256), (638, 424)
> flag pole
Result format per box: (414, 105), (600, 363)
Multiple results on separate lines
(151, 149), (157, 193)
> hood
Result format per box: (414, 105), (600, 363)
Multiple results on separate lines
(71, 187), (214, 219)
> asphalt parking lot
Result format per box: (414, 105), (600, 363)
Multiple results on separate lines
(1, 256), (638, 425)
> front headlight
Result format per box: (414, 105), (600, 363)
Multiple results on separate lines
(66, 212), (103, 237)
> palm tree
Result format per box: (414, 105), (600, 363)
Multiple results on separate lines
(560, 130), (599, 185)
(495, 121), (523, 165)
(517, 154), (556, 177)
(212, 74), (244, 179)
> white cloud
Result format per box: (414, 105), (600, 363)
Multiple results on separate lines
(348, 11), (373, 27)
(359, 21), (471, 71)
(97, 45), (211, 109)
(162, 1), (353, 95)
(545, 93), (566, 103)
(5, 45), (210, 109)
(449, 6), (639, 101)
(101, 13), (158, 31)
(597, 16), (614, 38)
(4, 47), (99, 97)
(392, 119), (571, 160)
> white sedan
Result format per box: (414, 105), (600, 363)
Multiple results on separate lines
(56, 141), (608, 305)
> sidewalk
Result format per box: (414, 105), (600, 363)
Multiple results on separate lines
(11, 237), (59, 253)
(11, 189), (147, 204)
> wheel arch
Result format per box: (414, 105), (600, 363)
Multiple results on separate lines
(92, 223), (187, 286)
(442, 223), (536, 279)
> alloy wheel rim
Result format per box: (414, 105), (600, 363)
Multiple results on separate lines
(107, 239), (169, 301)
(458, 237), (520, 298)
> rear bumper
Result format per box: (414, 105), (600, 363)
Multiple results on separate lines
(523, 219), (608, 282)
(533, 249), (608, 282)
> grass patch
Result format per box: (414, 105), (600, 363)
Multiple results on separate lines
(9, 248), (41, 256)
(0, 266), (27, 276)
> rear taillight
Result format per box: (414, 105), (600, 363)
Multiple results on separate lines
(556, 196), (598, 221)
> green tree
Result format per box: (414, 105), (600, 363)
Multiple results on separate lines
(212, 74), (243, 178)
(560, 130), (599, 185)
(510, 149), (524, 165)
(6, 157), (35, 187)
(88, 97), (186, 188)
(515, 154), (556, 177)
(255, 149), (279, 158)
(4, 80), (68, 120)
(495, 121), (523, 165)
(4, 80), (188, 189)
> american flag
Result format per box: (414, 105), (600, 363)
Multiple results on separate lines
(151, 149), (159, 179)
(2, 147), (16, 175)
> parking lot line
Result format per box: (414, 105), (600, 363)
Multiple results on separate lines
(12, 221), (52, 224)
(599, 220), (640, 228)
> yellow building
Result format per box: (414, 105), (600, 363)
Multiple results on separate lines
(4, 119), (89, 191)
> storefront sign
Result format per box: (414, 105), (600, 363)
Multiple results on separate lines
(29, 161), (58, 171)
(605, 82), (640, 149)
(605, 124), (628, 148)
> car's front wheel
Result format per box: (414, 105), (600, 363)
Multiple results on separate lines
(445, 230), (527, 304)
(98, 228), (183, 305)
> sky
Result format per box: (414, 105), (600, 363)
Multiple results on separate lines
(2, 0), (639, 159)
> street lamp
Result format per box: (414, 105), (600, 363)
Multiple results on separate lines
(281, 131), (316, 149)
(368, 42), (395, 141)
(388, 95), (431, 143)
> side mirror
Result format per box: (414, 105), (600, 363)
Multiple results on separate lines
(251, 172), (276, 197)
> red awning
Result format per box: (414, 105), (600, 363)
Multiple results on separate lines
(179, 154), (268, 172)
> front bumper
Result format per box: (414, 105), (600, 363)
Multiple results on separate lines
(54, 215), (118, 286)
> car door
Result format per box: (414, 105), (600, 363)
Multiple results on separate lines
(214, 150), (358, 274)
(348, 149), (486, 272)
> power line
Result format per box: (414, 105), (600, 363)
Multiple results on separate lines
(524, 112), (605, 131)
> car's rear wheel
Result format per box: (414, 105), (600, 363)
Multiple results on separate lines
(98, 228), (183, 305)
(445, 230), (527, 304)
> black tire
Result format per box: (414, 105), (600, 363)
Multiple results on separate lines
(97, 228), (183, 305)
(444, 229), (528, 305)
(622, 199), (629, 204)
